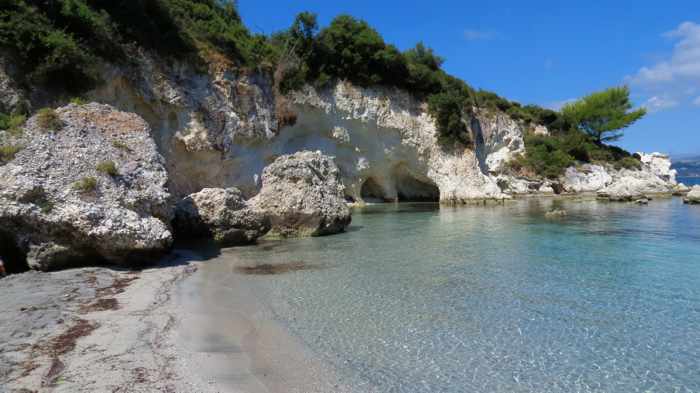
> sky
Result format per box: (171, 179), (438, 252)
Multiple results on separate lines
(238, 1), (700, 157)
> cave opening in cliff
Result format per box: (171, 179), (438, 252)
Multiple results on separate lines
(0, 231), (28, 275)
(393, 168), (440, 202)
(360, 177), (388, 202)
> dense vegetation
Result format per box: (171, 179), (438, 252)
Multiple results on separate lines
(0, 0), (270, 94)
(273, 13), (571, 145)
(0, 1), (645, 179)
(507, 86), (645, 178)
(508, 132), (640, 179)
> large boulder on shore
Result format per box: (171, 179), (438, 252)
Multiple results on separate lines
(174, 187), (270, 245)
(250, 151), (351, 237)
(0, 103), (173, 271)
(684, 186), (700, 205)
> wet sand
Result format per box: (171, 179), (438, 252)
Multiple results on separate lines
(175, 247), (362, 393)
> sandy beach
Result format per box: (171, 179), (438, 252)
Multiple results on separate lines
(0, 248), (359, 393)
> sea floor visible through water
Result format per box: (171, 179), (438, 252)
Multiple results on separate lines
(176, 197), (700, 393)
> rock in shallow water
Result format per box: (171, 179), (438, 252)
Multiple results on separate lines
(0, 103), (173, 271)
(684, 186), (700, 205)
(250, 151), (351, 237)
(174, 187), (270, 246)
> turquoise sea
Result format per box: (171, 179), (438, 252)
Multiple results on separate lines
(184, 198), (700, 392)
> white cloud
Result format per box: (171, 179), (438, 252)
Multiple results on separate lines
(464, 29), (496, 41)
(627, 21), (700, 111)
(643, 95), (679, 112)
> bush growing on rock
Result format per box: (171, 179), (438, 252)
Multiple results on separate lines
(70, 97), (88, 105)
(0, 113), (26, 135)
(72, 176), (98, 193)
(35, 108), (63, 131)
(614, 156), (642, 170)
(428, 91), (471, 146)
(0, 144), (21, 163)
(96, 161), (118, 177)
(111, 140), (131, 152)
(508, 129), (642, 179)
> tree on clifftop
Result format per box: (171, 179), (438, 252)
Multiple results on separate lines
(561, 86), (646, 144)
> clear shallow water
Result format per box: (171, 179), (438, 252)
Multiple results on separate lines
(191, 198), (700, 393)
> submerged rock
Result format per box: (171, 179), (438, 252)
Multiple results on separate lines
(684, 186), (700, 204)
(250, 151), (351, 237)
(0, 104), (173, 271)
(174, 187), (270, 246)
(545, 209), (567, 219)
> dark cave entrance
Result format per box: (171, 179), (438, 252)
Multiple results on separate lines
(360, 177), (388, 202)
(395, 173), (440, 202)
(0, 231), (28, 275)
(360, 172), (440, 203)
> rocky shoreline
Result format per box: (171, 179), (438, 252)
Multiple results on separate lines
(0, 52), (696, 392)
(0, 99), (693, 272)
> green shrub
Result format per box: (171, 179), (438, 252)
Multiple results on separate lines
(615, 156), (642, 170)
(16, 186), (54, 213)
(70, 97), (88, 105)
(518, 134), (575, 179)
(111, 140), (131, 152)
(428, 91), (470, 145)
(35, 108), (63, 131)
(0, 113), (26, 129)
(72, 176), (97, 193)
(0, 1), (100, 92)
(0, 0), (271, 94)
(0, 144), (22, 163)
(511, 130), (640, 179)
(0, 113), (26, 136)
(96, 160), (118, 176)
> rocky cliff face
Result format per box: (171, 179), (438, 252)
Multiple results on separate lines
(1, 50), (680, 209)
(83, 53), (509, 204)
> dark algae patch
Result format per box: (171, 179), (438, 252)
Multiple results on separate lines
(80, 298), (119, 313)
(48, 319), (98, 356)
(234, 261), (324, 275)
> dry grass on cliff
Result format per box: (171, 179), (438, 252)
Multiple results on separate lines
(36, 108), (64, 132)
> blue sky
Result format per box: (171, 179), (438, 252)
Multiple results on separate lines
(239, 1), (700, 156)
